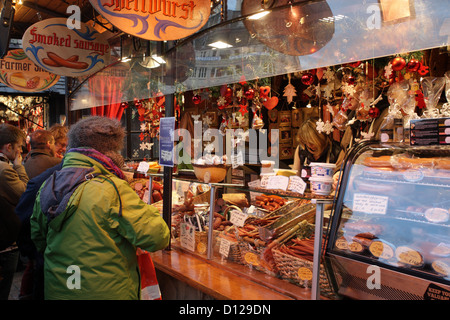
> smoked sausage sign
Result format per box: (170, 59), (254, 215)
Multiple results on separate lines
(89, 0), (211, 41)
(22, 18), (111, 77)
(0, 49), (60, 92)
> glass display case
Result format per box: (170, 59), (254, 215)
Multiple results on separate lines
(326, 141), (450, 300)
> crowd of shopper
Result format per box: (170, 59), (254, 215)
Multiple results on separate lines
(0, 116), (170, 300)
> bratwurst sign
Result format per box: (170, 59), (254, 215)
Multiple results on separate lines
(22, 18), (111, 77)
(89, 0), (211, 40)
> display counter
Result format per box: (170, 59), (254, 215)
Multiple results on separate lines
(151, 247), (323, 300)
(128, 170), (338, 300)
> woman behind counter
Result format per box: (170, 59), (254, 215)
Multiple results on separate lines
(292, 117), (345, 183)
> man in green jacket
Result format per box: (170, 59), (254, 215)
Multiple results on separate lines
(30, 116), (170, 300)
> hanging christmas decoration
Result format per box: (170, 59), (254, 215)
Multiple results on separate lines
(391, 57), (406, 71)
(244, 88), (255, 100)
(368, 107), (380, 118)
(239, 103), (248, 116)
(301, 72), (315, 86)
(259, 86), (271, 101)
(283, 74), (297, 104)
(192, 94), (202, 104)
(251, 107), (264, 129)
(263, 96), (279, 110)
(406, 59), (420, 72)
(316, 118), (334, 134)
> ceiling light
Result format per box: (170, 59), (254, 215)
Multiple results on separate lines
(208, 41), (233, 49)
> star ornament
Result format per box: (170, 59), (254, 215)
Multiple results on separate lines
(316, 119), (334, 134)
(239, 104), (248, 116)
(140, 142), (154, 151)
(217, 96), (227, 107)
(384, 63), (393, 79)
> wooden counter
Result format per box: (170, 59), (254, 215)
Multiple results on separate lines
(151, 247), (321, 300)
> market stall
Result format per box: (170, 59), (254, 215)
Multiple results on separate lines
(64, 0), (450, 300)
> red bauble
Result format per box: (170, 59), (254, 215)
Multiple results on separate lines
(406, 59), (420, 72)
(192, 95), (202, 104)
(347, 76), (356, 85)
(301, 72), (315, 86)
(245, 88), (255, 100)
(369, 107), (380, 118)
(120, 102), (128, 109)
(391, 57), (406, 71)
(224, 87), (233, 98)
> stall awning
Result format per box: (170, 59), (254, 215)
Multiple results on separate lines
(70, 0), (450, 110)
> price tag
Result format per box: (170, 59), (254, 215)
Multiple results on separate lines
(298, 267), (313, 281)
(288, 175), (307, 194)
(219, 238), (231, 257)
(260, 175), (271, 188)
(266, 175), (289, 191)
(353, 193), (388, 215)
(248, 179), (261, 188)
(229, 209), (248, 227)
(180, 222), (195, 252)
(136, 161), (150, 173)
(143, 190), (150, 204)
(244, 252), (260, 266)
(231, 151), (244, 169)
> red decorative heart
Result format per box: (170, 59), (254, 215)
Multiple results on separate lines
(263, 96), (278, 110)
(260, 86), (270, 97)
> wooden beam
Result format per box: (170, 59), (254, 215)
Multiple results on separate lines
(21, 1), (68, 18)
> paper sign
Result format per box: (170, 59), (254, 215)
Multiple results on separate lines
(266, 175), (289, 191)
(288, 175), (307, 194)
(219, 238), (231, 257)
(353, 193), (388, 215)
(137, 161), (150, 173)
(247, 179), (261, 188)
(159, 117), (176, 167)
(180, 222), (195, 251)
(231, 151), (244, 169)
(229, 209), (248, 227)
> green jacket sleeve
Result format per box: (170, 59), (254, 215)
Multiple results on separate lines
(107, 178), (170, 252)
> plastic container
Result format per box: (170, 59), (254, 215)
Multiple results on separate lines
(310, 162), (335, 178)
(309, 176), (333, 195)
(261, 160), (275, 174)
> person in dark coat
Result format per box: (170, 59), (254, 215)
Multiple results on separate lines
(0, 124), (28, 300)
(15, 163), (62, 300)
(23, 130), (61, 179)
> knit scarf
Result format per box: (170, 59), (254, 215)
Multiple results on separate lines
(66, 148), (125, 180)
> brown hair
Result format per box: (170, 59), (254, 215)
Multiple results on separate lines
(0, 123), (26, 147)
(30, 129), (55, 149)
(49, 124), (68, 143)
